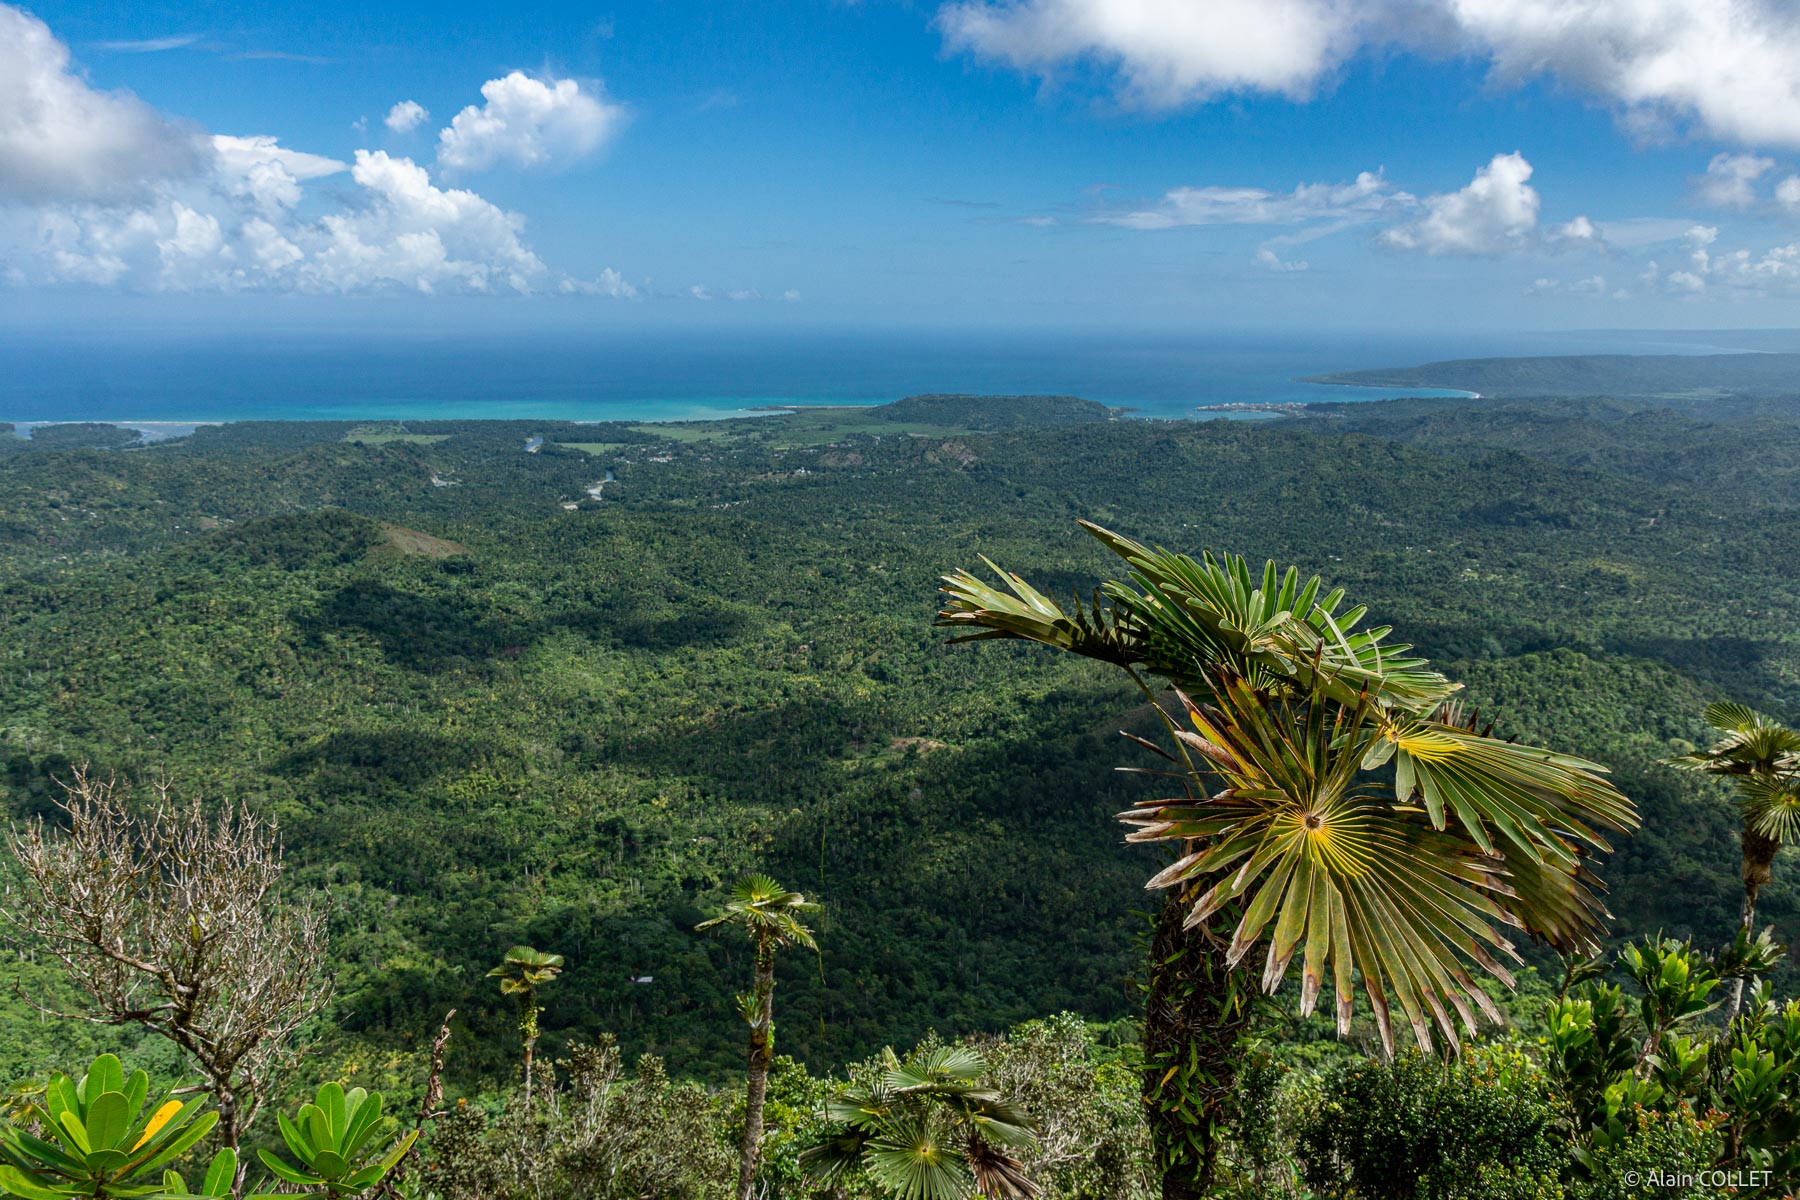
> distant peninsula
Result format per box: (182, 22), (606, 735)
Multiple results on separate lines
(1306, 351), (1800, 398)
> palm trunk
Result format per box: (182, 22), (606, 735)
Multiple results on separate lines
(738, 940), (776, 1200)
(1729, 830), (1779, 1021)
(519, 990), (539, 1107)
(1142, 892), (1258, 1200)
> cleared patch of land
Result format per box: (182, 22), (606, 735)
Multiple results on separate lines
(373, 521), (470, 559)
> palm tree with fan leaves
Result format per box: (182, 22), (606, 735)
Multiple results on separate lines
(488, 945), (563, 1104)
(1667, 701), (1800, 1018)
(802, 1043), (1038, 1200)
(699, 874), (820, 1200)
(937, 520), (1638, 1198)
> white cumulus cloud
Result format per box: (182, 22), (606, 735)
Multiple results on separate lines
(385, 100), (430, 133)
(1693, 152), (1775, 209)
(1777, 176), (1800, 214)
(1550, 215), (1601, 246)
(7, 146), (552, 294)
(1637, 223), (1800, 296)
(560, 268), (637, 298)
(938, 0), (1360, 105)
(0, 3), (206, 201)
(0, 7), (641, 297)
(436, 72), (627, 172)
(1447, 0), (1800, 149)
(1254, 247), (1310, 271)
(939, 0), (1800, 147)
(306, 151), (545, 292)
(1379, 152), (1545, 256)
(210, 134), (346, 213)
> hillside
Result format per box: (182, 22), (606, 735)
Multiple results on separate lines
(0, 392), (1793, 1090)
(1306, 351), (1800, 397)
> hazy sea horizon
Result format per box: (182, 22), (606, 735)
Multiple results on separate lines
(0, 327), (1773, 429)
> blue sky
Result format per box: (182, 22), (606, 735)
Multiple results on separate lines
(8, 0), (1800, 333)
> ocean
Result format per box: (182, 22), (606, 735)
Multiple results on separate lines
(0, 327), (1767, 430)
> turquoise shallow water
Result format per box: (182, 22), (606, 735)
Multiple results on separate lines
(0, 327), (1747, 426)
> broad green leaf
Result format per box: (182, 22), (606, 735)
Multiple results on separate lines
(0, 1164), (72, 1200)
(256, 1150), (324, 1187)
(83, 1091), (129, 1153)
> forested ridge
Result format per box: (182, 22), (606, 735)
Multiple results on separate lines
(0, 390), (1794, 1097)
(1305, 351), (1800, 397)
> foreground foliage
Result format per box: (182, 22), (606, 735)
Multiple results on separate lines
(0, 774), (329, 1150)
(252, 1082), (416, 1198)
(0, 1054), (233, 1199)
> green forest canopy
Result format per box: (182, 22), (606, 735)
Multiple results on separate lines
(0, 387), (1794, 1089)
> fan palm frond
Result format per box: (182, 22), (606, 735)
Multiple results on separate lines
(1124, 674), (1630, 1054)
(966, 1134), (1037, 1199)
(1668, 705), (1800, 776)
(696, 874), (820, 950)
(1740, 775), (1800, 844)
(805, 1046), (1039, 1199)
(1388, 718), (1636, 863)
(942, 524), (1639, 1060)
(864, 1115), (977, 1200)
(487, 946), (564, 991)
(939, 524), (1459, 714)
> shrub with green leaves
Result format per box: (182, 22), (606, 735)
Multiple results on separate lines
(422, 1036), (732, 1200)
(1546, 936), (1800, 1182)
(1567, 1105), (1728, 1200)
(1291, 1042), (1570, 1200)
(251, 1083), (416, 1198)
(0, 1054), (235, 1200)
(981, 1015), (1154, 1200)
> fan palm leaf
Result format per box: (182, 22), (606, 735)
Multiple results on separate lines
(1667, 703), (1800, 776)
(804, 1047), (1039, 1199)
(1740, 775), (1800, 844)
(1127, 680), (1525, 1053)
(865, 1115), (976, 1200)
(938, 522), (1456, 712)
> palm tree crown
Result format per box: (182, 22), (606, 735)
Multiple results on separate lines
(1669, 702), (1800, 847)
(939, 521), (1639, 1055)
(488, 946), (566, 995)
(696, 875), (820, 950)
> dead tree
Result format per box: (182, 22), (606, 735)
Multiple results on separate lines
(1, 768), (331, 1153)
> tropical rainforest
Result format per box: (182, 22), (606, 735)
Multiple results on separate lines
(0, 374), (1797, 1195)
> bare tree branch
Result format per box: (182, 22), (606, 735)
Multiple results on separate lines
(0, 767), (331, 1155)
